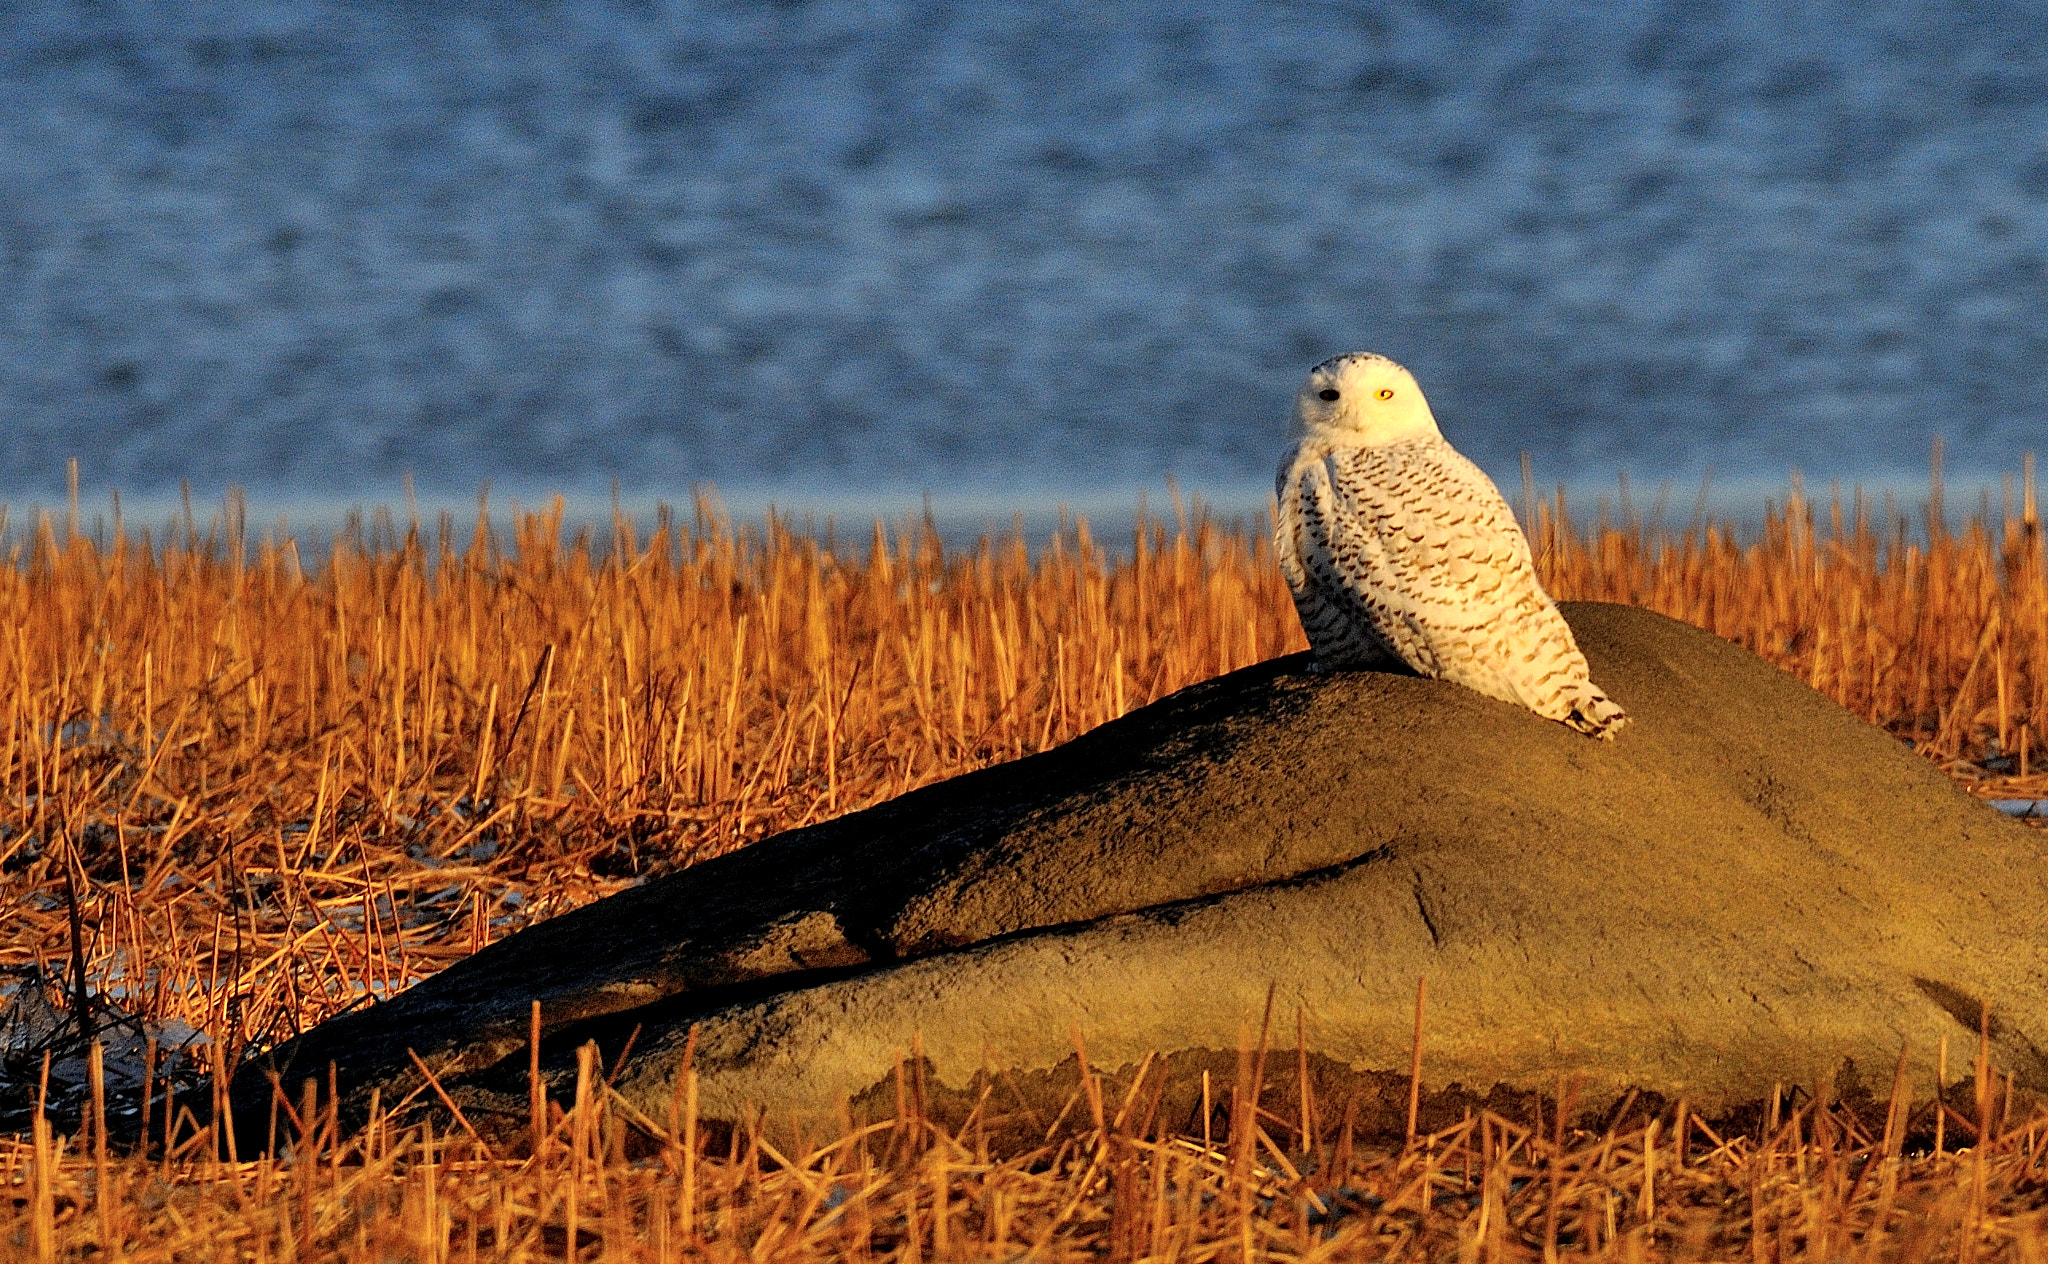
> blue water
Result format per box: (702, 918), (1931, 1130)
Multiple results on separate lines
(1, 1), (2045, 510)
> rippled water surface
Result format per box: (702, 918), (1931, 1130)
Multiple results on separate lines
(1, 2), (2044, 505)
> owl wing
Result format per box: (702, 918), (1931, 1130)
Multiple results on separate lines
(1275, 446), (1399, 668)
(1282, 437), (1628, 737)
(1319, 441), (1573, 697)
(1324, 442), (1534, 617)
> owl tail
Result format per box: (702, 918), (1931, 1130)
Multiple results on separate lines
(1559, 687), (1630, 740)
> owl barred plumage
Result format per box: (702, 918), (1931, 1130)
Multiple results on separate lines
(1274, 352), (1630, 740)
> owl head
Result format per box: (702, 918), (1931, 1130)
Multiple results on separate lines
(1294, 352), (1441, 444)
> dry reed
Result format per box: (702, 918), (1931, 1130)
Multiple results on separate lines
(0, 463), (2044, 1259)
(7, 1011), (2048, 1261)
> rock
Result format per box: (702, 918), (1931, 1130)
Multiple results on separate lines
(234, 603), (2048, 1144)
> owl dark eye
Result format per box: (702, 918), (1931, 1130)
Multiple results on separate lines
(1317, 388), (1340, 401)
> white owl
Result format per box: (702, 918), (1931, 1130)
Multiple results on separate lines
(1274, 352), (1629, 739)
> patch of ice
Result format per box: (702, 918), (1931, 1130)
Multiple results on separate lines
(1990, 799), (2048, 818)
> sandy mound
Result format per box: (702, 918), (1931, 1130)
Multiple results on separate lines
(236, 603), (2048, 1141)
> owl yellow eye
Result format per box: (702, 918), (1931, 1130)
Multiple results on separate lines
(1375, 388), (1395, 400)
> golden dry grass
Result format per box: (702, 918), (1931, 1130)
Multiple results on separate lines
(2, 464), (2047, 1260)
(11, 1030), (2048, 1262)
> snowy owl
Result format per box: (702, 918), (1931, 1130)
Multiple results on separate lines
(1274, 352), (1629, 739)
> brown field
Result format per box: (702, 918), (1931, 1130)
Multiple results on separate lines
(2, 462), (2047, 1260)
